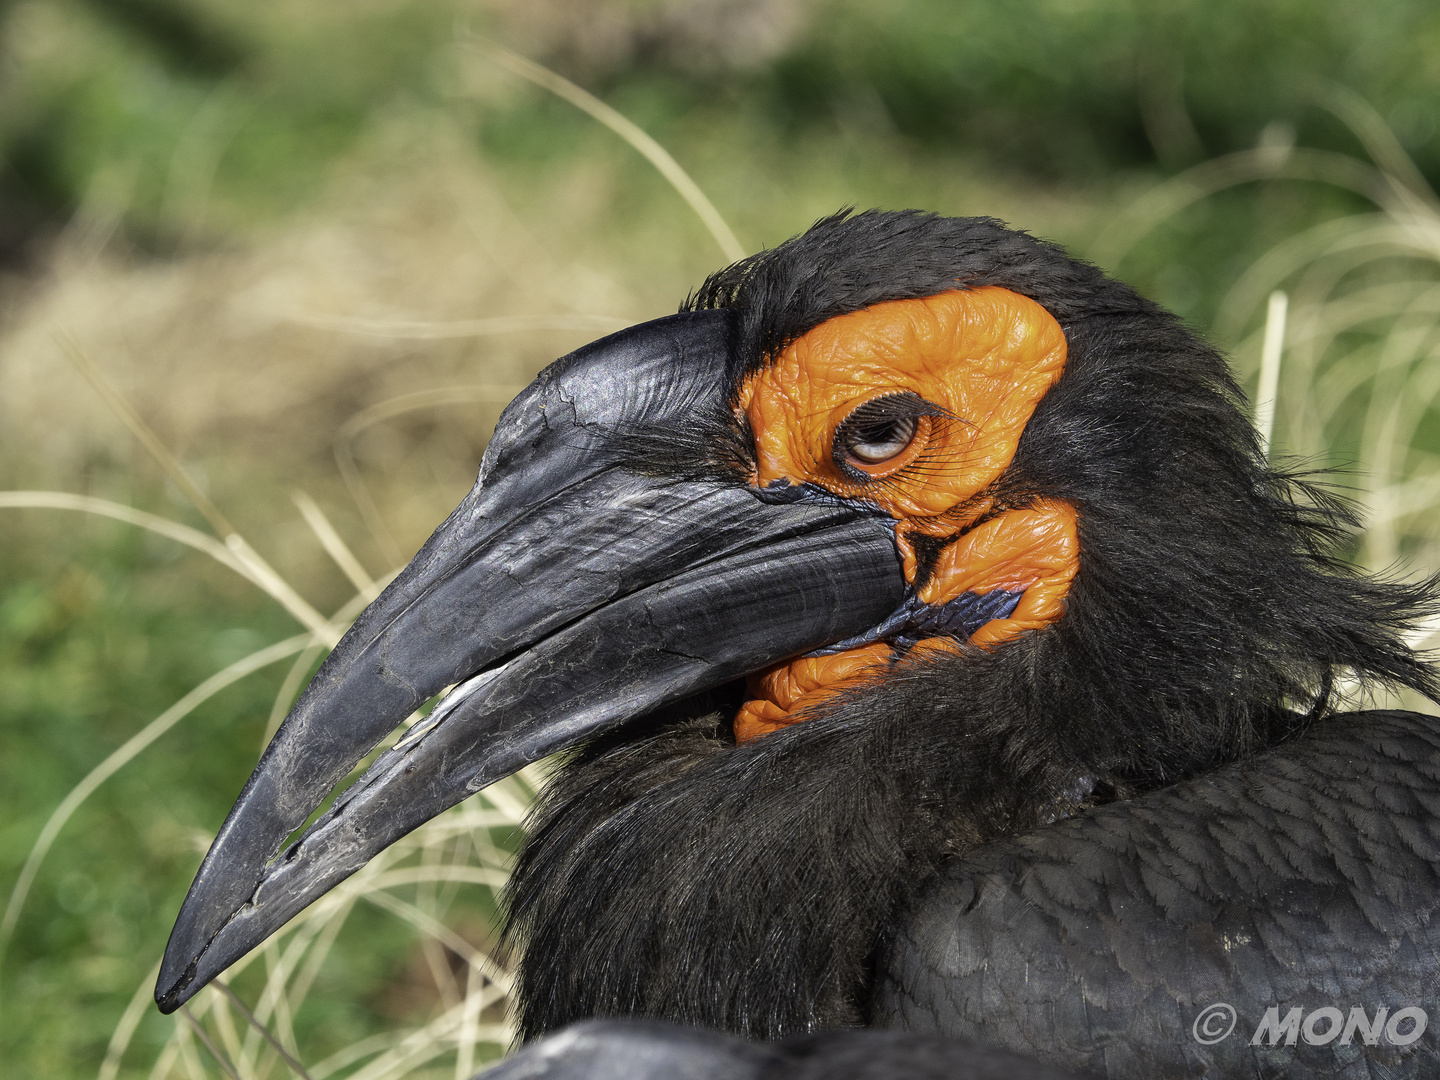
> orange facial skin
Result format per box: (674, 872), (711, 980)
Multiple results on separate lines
(921, 500), (1078, 648)
(732, 287), (1078, 744)
(736, 645), (892, 742)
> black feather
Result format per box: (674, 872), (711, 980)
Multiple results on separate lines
(881, 710), (1440, 1077)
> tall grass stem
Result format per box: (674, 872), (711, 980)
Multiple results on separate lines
(471, 41), (746, 263)
(293, 491), (377, 596)
(1255, 290), (1288, 457)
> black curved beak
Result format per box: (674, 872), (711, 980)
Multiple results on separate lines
(155, 312), (906, 1012)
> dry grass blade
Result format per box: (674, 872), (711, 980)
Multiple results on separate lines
(1148, 112), (1440, 710)
(0, 491), (247, 577)
(470, 39), (747, 264)
(213, 979), (315, 1080)
(143, 790), (528, 1079)
(1089, 99), (1440, 668)
(128, 751), (535, 1076)
(182, 1006), (245, 1080)
(362, 892), (512, 995)
(454, 963), (485, 1080)
(293, 491), (377, 596)
(223, 536), (335, 644)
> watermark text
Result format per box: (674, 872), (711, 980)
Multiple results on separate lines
(1191, 1004), (1427, 1048)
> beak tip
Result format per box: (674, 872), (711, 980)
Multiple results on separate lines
(156, 909), (223, 1014)
(154, 963), (194, 1014)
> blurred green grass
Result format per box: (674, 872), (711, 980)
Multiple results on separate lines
(2, 2), (1440, 1077)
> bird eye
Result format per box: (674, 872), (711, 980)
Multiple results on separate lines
(832, 392), (939, 478)
(841, 415), (918, 464)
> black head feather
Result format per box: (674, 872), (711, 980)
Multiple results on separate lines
(505, 210), (1439, 1041)
(684, 208), (1125, 387)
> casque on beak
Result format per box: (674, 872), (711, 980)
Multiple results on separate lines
(155, 310), (906, 1012)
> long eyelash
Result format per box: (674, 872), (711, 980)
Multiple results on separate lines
(839, 391), (955, 429)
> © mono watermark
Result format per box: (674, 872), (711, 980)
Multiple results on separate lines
(1192, 1004), (1427, 1048)
(1192, 1003), (1237, 1045)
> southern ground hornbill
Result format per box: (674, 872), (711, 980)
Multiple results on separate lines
(155, 211), (1440, 1077)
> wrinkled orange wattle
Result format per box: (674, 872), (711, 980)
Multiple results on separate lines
(733, 287), (1078, 744)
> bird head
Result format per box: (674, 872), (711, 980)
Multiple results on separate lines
(155, 211), (1434, 1027)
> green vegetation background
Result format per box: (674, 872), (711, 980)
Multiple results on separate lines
(3, 1), (1439, 1076)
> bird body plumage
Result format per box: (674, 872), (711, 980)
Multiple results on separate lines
(883, 708), (1440, 1077)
